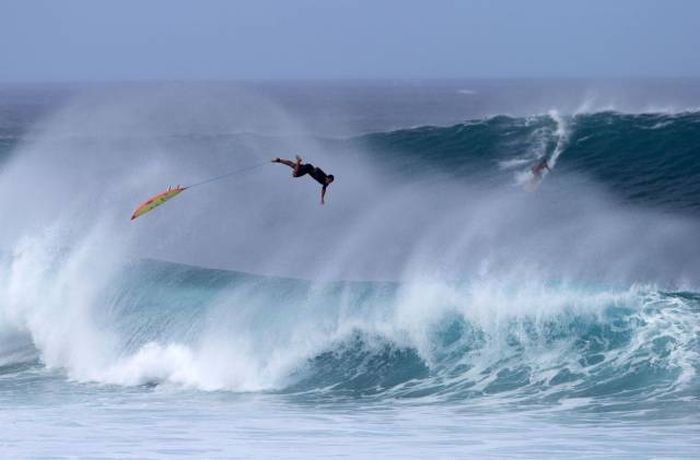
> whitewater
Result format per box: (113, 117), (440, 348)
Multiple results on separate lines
(0, 81), (699, 458)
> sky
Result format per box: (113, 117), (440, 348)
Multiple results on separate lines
(1, 0), (699, 81)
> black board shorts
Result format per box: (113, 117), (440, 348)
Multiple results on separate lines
(296, 163), (328, 185)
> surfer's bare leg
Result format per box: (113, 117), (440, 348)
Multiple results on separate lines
(273, 156), (303, 167)
(273, 158), (296, 168)
(272, 155), (303, 175)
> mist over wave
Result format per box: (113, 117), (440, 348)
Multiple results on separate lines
(0, 86), (698, 409)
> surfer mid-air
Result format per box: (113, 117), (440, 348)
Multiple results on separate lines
(272, 155), (335, 204)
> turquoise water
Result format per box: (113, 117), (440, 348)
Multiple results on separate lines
(1, 374), (697, 458)
(1, 82), (699, 458)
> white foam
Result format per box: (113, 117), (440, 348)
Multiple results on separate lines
(1, 86), (699, 393)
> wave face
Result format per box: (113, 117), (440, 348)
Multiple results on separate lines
(361, 111), (700, 212)
(1, 257), (698, 412)
(0, 87), (699, 415)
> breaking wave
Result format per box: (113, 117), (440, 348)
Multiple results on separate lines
(0, 90), (699, 413)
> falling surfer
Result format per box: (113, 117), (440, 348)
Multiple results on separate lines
(272, 155), (335, 204)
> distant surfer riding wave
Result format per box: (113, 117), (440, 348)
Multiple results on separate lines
(523, 156), (552, 192)
(530, 157), (551, 179)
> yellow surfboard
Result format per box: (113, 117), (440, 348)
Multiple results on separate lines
(131, 185), (187, 220)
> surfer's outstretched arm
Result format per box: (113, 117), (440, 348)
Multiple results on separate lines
(321, 184), (328, 205)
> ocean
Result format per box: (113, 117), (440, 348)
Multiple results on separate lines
(1, 80), (699, 458)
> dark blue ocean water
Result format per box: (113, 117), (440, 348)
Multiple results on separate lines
(1, 81), (699, 458)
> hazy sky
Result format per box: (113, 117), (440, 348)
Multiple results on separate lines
(1, 0), (699, 81)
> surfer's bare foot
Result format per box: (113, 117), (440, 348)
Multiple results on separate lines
(272, 157), (281, 162)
